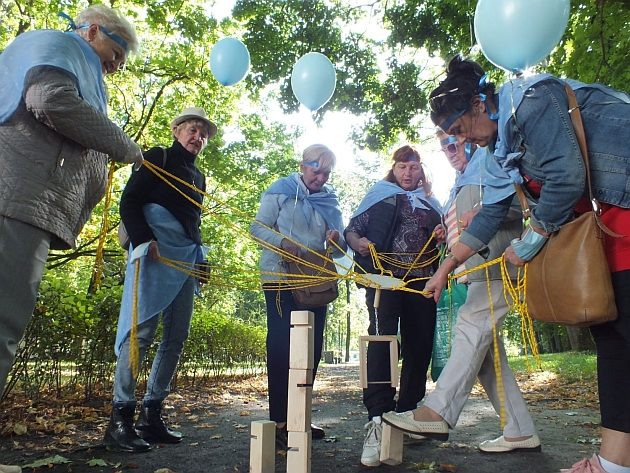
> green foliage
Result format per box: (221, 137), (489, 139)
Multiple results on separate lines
(509, 351), (597, 384)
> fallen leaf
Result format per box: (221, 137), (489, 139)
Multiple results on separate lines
(13, 423), (27, 435)
(22, 455), (71, 468)
(87, 458), (108, 467)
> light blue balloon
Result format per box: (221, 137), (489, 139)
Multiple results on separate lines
(290, 52), (336, 111)
(210, 37), (250, 86)
(474, 0), (570, 72)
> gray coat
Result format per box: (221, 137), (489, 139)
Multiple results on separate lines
(0, 67), (137, 249)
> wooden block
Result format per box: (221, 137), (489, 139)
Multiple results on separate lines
(249, 420), (276, 473)
(290, 326), (314, 369)
(380, 423), (404, 465)
(291, 310), (314, 326)
(287, 431), (312, 473)
(358, 335), (399, 389)
(287, 369), (313, 432)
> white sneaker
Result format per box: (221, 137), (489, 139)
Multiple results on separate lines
(361, 416), (382, 467)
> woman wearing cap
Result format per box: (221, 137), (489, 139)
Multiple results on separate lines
(0, 1), (140, 427)
(103, 107), (216, 452)
(344, 145), (442, 467)
(383, 132), (540, 455)
(250, 144), (346, 450)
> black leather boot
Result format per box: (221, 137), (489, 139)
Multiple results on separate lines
(103, 404), (151, 452)
(135, 400), (182, 444)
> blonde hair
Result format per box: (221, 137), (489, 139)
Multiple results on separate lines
(301, 144), (336, 173)
(75, 5), (139, 54)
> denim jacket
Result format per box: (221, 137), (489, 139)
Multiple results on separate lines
(462, 75), (630, 249)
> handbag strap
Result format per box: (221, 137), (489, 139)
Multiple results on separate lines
(514, 82), (621, 237)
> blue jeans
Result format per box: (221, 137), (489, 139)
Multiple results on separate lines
(113, 276), (195, 405)
(264, 288), (326, 423)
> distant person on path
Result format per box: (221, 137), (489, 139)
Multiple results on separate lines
(103, 107), (216, 452)
(383, 130), (540, 453)
(416, 56), (630, 473)
(344, 145), (442, 467)
(250, 144), (345, 450)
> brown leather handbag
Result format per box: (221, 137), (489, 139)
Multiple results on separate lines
(514, 84), (618, 326)
(286, 249), (339, 309)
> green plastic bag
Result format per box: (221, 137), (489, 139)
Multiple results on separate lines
(431, 282), (467, 382)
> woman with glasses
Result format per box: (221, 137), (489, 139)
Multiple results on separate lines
(0, 5), (141, 471)
(383, 131), (540, 454)
(344, 145), (442, 467)
(392, 55), (630, 473)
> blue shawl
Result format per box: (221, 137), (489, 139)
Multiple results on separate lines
(265, 172), (344, 232)
(351, 180), (443, 219)
(0, 29), (107, 123)
(115, 204), (205, 355)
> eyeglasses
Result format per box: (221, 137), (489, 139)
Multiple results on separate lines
(440, 136), (458, 155)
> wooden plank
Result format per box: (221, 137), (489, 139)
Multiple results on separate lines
(380, 423), (404, 466)
(286, 431), (312, 473)
(358, 335), (398, 388)
(287, 369), (313, 432)
(249, 420), (276, 473)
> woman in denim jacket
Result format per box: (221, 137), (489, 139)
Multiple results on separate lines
(422, 56), (630, 473)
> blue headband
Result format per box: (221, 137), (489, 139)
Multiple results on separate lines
(59, 12), (129, 53)
(438, 108), (466, 133)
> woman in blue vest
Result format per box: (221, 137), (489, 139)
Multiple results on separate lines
(345, 145), (442, 467)
(250, 144), (346, 450)
(405, 56), (629, 473)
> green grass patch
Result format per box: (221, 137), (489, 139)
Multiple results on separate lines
(509, 351), (597, 383)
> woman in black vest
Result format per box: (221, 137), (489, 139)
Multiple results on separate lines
(345, 145), (442, 467)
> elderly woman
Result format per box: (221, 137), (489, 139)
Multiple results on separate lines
(250, 144), (345, 450)
(417, 56), (629, 473)
(103, 107), (216, 452)
(384, 132), (540, 454)
(0, 5), (140, 397)
(344, 145), (442, 468)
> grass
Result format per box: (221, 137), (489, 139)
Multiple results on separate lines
(508, 351), (597, 384)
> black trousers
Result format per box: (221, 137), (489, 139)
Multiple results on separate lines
(590, 269), (630, 433)
(264, 288), (327, 423)
(362, 279), (437, 419)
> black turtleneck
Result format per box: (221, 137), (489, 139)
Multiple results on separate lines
(120, 140), (206, 247)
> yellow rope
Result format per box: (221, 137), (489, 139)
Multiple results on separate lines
(93, 163), (117, 289)
(133, 160), (546, 376)
(486, 265), (506, 428)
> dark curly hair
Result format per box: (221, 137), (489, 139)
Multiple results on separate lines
(429, 55), (495, 131)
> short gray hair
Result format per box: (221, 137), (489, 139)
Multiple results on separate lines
(75, 5), (139, 54)
(301, 144), (336, 172)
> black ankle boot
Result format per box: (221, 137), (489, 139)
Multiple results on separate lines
(135, 400), (182, 444)
(103, 404), (151, 452)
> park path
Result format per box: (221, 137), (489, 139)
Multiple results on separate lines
(0, 363), (601, 472)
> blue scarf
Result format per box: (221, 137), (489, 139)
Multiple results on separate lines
(115, 204), (205, 355)
(264, 172), (344, 232)
(0, 29), (107, 123)
(351, 180), (443, 219)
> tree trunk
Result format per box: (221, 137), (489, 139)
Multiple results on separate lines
(566, 326), (596, 352)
